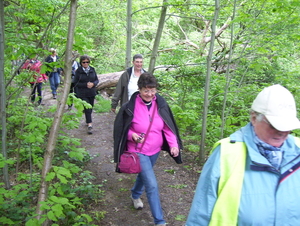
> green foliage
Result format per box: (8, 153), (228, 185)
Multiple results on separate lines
(93, 95), (111, 113)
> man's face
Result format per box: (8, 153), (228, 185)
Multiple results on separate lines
(251, 114), (290, 147)
(133, 58), (143, 70)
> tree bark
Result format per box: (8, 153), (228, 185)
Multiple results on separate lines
(126, 0), (132, 68)
(148, 0), (168, 74)
(0, 0), (10, 190)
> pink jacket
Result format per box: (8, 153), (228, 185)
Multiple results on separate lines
(127, 94), (178, 156)
(22, 60), (48, 84)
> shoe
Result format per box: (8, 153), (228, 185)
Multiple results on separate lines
(53, 94), (57, 99)
(130, 195), (143, 210)
(87, 126), (93, 134)
(155, 224), (166, 226)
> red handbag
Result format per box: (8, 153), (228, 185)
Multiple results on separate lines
(118, 151), (141, 174)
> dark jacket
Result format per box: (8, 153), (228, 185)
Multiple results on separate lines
(113, 91), (183, 167)
(44, 55), (62, 74)
(73, 66), (99, 98)
(111, 67), (146, 109)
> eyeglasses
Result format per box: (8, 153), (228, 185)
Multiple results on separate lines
(82, 61), (90, 64)
(141, 88), (157, 94)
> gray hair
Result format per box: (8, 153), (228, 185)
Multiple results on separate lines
(250, 110), (264, 122)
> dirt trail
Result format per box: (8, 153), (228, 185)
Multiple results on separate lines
(42, 84), (200, 226)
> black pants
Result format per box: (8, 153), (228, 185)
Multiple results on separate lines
(31, 83), (42, 104)
(80, 96), (95, 124)
(68, 82), (76, 107)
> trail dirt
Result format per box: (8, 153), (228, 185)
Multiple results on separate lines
(42, 84), (201, 226)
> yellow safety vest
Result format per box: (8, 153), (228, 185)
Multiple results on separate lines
(208, 137), (300, 226)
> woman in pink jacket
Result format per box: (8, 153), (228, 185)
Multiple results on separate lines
(113, 72), (183, 226)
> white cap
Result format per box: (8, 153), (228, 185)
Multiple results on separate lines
(251, 84), (300, 131)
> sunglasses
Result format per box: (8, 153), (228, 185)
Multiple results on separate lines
(82, 61), (90, 64)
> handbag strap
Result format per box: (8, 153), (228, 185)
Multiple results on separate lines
(139, 102), (156, 151)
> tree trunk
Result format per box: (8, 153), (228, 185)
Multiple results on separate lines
(35, 0), (78, 223)
(126, 0), (132, 68)
(220, 0), (237, 139)
(200, 0), (220, 163)
(96, 71), (124, 90)
(148, 0), (168, 74)
(0, 0), (10, 189)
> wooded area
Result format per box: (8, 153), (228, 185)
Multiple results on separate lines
(1, 0), (300, 225)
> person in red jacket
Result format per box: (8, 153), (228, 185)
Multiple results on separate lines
(22, 58), (48, 105)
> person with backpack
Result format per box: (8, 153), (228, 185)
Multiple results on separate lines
(186, 84), (300, 226)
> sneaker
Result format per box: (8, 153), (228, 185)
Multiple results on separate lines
(87, 126), (93, 134)
(130, 195), (143, 210)
(53, 94), (57, 99)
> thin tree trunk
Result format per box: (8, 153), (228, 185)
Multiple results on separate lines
(35, 0), (78, 223)
(148, 0), (168, 74)
(0, 0), (10, 189)
(200, 0), (220, 163)
(126, 0), (132, 68)
(220, 0), (237, 138)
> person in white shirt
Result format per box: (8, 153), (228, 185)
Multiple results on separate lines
(111, 54), (146, 113)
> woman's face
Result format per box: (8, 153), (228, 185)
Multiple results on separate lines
(81, 59), (90, 69)
(139, 87), (157, 102)
(251, 114), (290, 147)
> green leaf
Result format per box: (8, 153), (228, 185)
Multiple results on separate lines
(47, 211), (57, 221)
(46, 172), (55, 181)
(0, 216), (15, 224)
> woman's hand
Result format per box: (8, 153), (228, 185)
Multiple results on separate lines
(170, 147), (179, 157)
(87, 82), (94, 88)
(132, 133), (145, 143)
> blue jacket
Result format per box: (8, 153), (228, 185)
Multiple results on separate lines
(186, 123), (300, 226)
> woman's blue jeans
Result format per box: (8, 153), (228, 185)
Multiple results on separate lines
(49, 72), (60, 95)
(131, 152), (165, 225)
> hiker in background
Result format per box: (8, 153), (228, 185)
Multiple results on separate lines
(186, 84), (300, 226)
(21, 58), (48, 105)
(68, 52), (80, 110)
(113, 72), (183, 226)
(45, 48), (62, 99)
(111, 54), (146, 113)
(73, 55), (99, 135)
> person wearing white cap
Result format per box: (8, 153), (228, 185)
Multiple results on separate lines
(186, 84), (300, 226)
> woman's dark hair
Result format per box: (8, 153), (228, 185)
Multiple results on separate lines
(79, 55), (91, 64)
(137, 72), (158, 89)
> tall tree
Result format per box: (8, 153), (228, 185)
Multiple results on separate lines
(148, 0), (168, 73)
(126, 0), (132, 68)
(35, 0), (78, 223)
(0, 0), (10, 189)
(200, 0), (220, 162)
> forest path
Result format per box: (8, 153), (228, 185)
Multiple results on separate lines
(42, 83), (199, 226)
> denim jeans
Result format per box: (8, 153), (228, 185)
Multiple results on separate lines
(49, 72), (60, 94)
(131, 152), (165, 225)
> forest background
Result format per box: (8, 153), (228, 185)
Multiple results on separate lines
(1, 0), (300, 225)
